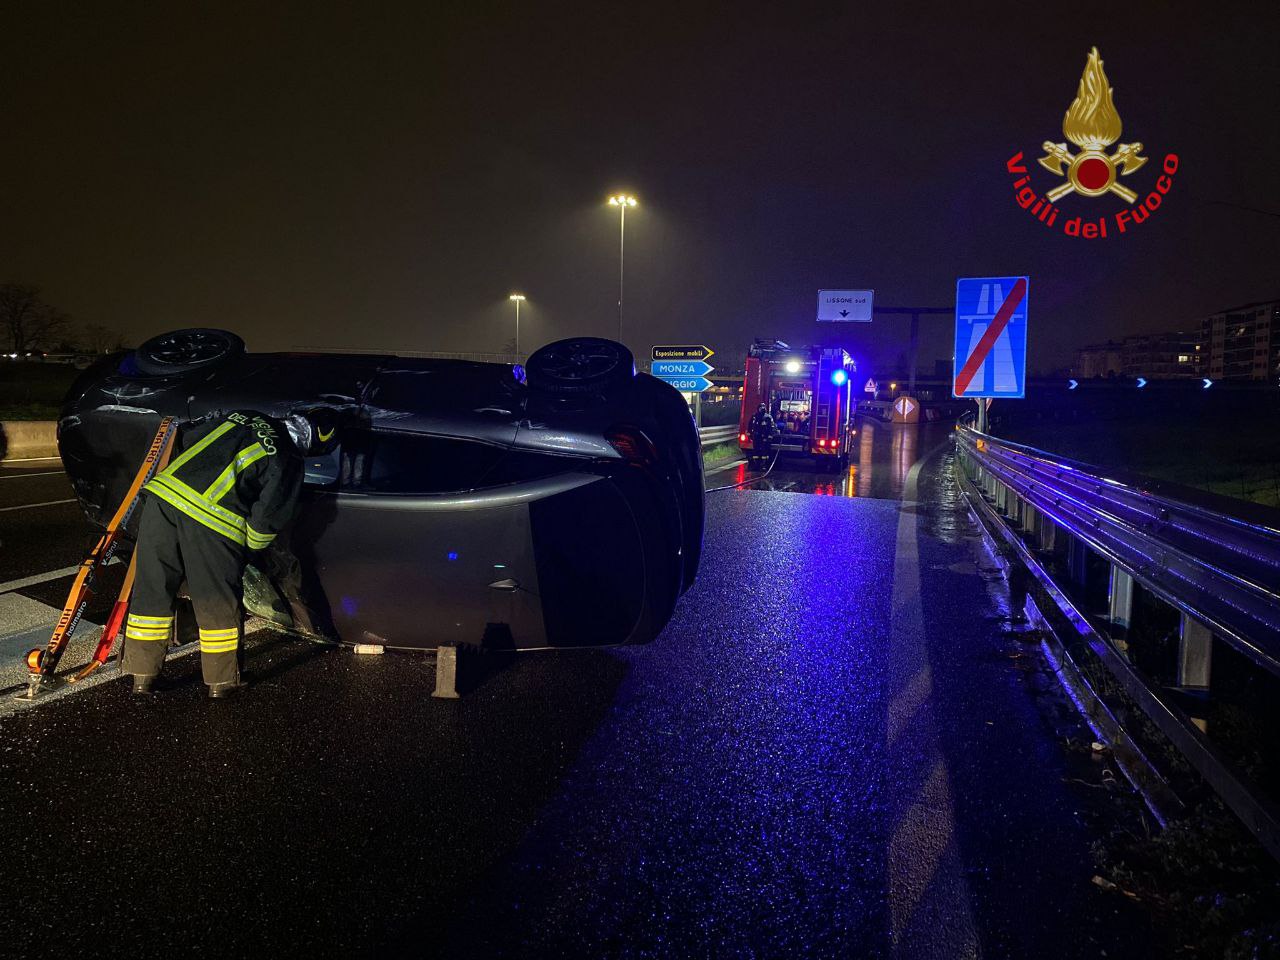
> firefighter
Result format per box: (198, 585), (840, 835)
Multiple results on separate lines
(122, 408), (337, 697)
(748, 403), (775, 458)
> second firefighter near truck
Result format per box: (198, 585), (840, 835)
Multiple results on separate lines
(121, 408), (334, 698)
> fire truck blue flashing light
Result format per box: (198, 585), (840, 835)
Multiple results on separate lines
(831, 369), (848, 386)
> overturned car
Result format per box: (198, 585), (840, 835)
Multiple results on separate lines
(59, 329), (704, 651)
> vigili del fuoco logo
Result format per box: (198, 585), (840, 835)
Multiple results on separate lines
(1007, 47), (1178, 239)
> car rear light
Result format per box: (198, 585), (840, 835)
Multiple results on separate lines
(606, 427), (658, 465)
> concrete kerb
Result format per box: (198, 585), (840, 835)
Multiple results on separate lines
(1, 421), (58, 461)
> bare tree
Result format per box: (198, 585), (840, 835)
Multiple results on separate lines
(80, 322), (126, 353)
(0, 284), (71, 354)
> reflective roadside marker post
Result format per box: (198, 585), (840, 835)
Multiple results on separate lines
(953, 276), (1030, 432)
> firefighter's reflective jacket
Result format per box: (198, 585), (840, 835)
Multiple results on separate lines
(143, 411), (303, 550)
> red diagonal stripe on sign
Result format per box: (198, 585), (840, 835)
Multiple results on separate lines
(953, 278), (1027, 396)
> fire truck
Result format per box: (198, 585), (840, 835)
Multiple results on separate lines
(737, 340), (856, 468)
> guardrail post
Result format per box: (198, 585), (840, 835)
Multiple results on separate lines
(1178, 614), (1213, 689)
(1108, 565), (1134, 630)
(1035, 512), (1057, 552)
(1022, 502), (1037, 534)
(1067, 535), (1088, 586)
(995, 481), (1008, 514)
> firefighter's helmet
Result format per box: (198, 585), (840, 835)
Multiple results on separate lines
(286, 409), (340, 455)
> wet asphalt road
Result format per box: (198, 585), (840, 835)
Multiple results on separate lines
(0, 459), (83, 583)
(712, 417), (946, 501)
(0, 425), (1161, 958)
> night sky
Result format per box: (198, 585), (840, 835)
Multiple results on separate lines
(2, 3), (1277, 375)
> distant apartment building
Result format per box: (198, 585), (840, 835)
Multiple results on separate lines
(1074, 341), (1124, 378)
(1074, 331), (1204, 379)
(1120, 330), (1205, 379)
(1203, 299), (1280, 381)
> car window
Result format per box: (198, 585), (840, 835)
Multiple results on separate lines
(340, 430), (567, 495)
(366, 364), (521, 415)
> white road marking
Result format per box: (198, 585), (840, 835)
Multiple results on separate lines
(0, 498), (76, 513)
(704, 457), (747, 477)
(887, 447), (979, 958)
(0, 456), (62, 463)
(0, 618), (273, 717)
(0, 565), (86, 594)
(0, 471), (65, 480)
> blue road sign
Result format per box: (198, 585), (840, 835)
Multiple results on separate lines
(953, 276), (1029, 399)
(652, 360), (714, 378)
(656, 376), (713, 392)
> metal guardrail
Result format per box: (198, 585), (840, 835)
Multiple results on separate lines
(698, 424), (739, 446)
(956, 426), (1280, 677)
(955, 424), (1280, 857)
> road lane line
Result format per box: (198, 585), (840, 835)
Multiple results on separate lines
(0, 471), (65, 480)
(887, 447), (979, 958)
(0, 498), (75, 513)
(705, 458), (747, 477)
(0, 566), (83, 594)
(0, 456), (62, 463)
(0, 619), (272, 716)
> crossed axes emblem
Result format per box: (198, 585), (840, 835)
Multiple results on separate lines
(1039, 141), (1147, 203)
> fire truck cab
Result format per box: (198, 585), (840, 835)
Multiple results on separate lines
(737, 340), (856, 469)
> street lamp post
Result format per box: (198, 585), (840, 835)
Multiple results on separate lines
(607, 195), (637, 342)
(508, 294), (526, 357)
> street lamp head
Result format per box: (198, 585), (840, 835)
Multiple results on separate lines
(608, 194), (638, 207)
(508, 294), (526, 301)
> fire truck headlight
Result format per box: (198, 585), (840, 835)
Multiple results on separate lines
(785, 360), (801, 373)
(831, 369), (848, 386)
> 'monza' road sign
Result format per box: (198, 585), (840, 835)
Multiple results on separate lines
(652, 360), (714, 378)
(953, 276), (1029, 399)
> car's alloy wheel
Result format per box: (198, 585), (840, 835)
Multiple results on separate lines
(526, 337), (635, 396)
(134, 328), (245, 376)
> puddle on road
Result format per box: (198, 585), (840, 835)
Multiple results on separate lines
(723, 420), (961, 501)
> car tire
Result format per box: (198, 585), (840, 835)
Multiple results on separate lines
(526, 337), (634, 396)
(134, 328), (245, 377)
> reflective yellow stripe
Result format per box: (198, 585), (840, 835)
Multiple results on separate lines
(246, 526), (275, 549)
(162, 421), (236, 475)
(146, 479), (244, 544)
(200, 638), (239, 654)
(203, 443), (268, 503)
(154, 474), (247, 530)
(199, 627), (240, 641)
(127, 614), (174, 626)
(144, 476), (247, 546)
(126, 628), (170, 641)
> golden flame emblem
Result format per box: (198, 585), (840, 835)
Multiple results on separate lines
(1038, 48), (1147, 203)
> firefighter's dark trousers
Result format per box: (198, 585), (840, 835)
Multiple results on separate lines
(121, 496), (245, 686)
